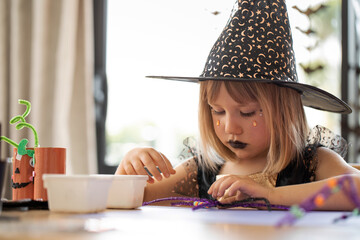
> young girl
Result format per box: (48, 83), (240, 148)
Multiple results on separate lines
(115, 0), (360, 210)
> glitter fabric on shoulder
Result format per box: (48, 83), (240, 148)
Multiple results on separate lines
(177, 137), (199, 161)
(306, 125), (348, 158)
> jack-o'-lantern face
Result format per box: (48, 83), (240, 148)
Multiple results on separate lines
(12, 151), (35, 189)
(11, 146), (35, 200)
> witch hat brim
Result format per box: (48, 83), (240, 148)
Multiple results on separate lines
(146, 76), (352, 114)
(147, 0), (352, 114)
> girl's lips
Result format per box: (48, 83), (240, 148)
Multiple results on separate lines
(228, 140), (247, 149)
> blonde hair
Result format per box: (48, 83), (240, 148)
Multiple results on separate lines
(198, 81), (309, 175)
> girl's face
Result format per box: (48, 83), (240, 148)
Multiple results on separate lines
(209, 84), (270, 162)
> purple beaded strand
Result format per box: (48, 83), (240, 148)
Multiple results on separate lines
(143, 196), (289, 211)
(276, 174), (360, 227)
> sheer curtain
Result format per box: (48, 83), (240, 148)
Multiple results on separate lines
(0, 0), (97, 174)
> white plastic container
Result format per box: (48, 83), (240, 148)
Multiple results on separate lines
(107, 175), (148, 209)
(43, 174), (113, 213)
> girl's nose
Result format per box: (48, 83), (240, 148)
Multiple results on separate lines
(224, 114), (243, 135)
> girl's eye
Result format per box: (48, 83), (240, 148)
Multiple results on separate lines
(212, 109), (225, 115)
(240, 111), (256, 117)
(210, 107), (224, 115)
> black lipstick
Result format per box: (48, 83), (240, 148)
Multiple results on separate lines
(228, 140), (247, 149)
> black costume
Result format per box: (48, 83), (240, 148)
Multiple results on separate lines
(178, 125), (348, 199)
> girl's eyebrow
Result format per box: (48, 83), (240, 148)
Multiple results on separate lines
(209, 102), (258, 108)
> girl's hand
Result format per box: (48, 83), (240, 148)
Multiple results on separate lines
(208, 175), (272, 204)
(115, 147), (176, 184)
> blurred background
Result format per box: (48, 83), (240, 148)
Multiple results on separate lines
(104, 0), (360, 173)
(0, 0), (359, 175)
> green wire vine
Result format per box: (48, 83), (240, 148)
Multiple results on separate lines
(0, 99), (39, 158)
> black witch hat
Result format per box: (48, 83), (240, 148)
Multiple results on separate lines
(148, 0), (351, 114)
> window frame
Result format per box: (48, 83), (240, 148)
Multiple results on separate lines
(341, 0), (360, 163)
(93, 0), (117, 174)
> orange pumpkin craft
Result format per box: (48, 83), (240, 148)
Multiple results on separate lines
(1, 99), (66, 201)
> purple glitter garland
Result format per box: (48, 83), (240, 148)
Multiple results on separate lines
(143, 196), (289, 211)
(276, 174), (360, 227)
(142, 175), (359, 226)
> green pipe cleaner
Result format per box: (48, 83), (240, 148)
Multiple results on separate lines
(16, 122), (39, 148)
(0, 99), (40, 157)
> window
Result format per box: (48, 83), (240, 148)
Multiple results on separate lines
(99, 0), (346, 173)
(105, 0), (236, 171)
(288, 0), (343, 133)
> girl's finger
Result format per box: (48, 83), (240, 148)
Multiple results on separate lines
(123, 162), (137, 175)
(132, 162), (155, 184)
(115, 165), (126, 175)
(208, 181), (216, 196)
(148, 150), (171, 178)
(216, 177), (235, 197)
(158, 152), (176, 176)
(208, 177), (226, 198)
(150, 151), (176, 178)
(226, 182), (244, 197)
(127, 160), (154, 183)
(146, 174), (155, 184)
(140, 153), (163, 181)
(218, 194), (238, 204)
(132, 160), (150, 176)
